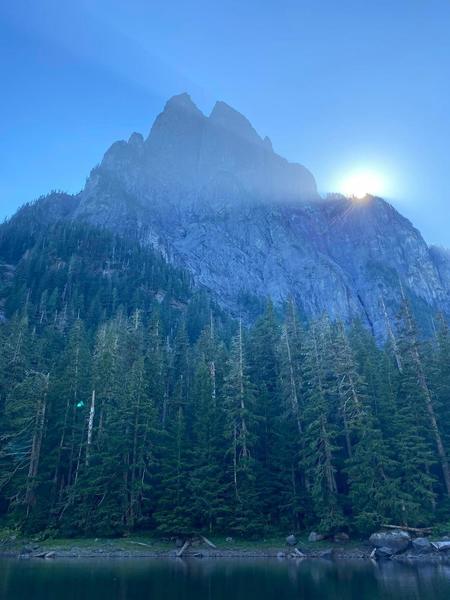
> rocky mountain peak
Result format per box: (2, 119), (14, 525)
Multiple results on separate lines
(128, 132), (144, 147)
(163, 91), (201, 113)
(12, 92), (446, 337)
(209, 100), (262, 146)
(89, 93), (318, 206)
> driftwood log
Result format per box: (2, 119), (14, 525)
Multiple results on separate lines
(127, 541), (152, 548)
(175, 535), (217, 556)
(200, 535), (217, 549)
(176, 540), (191, 557)
(381, 524), (433, 534)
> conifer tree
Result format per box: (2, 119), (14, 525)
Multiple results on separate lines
(223, 320), (261, 534)
(301, 318), (344, 532)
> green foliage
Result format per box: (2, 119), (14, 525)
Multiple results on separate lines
(1, 216), (450, 537)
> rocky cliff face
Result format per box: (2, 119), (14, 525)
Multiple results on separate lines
(9, 94), (450, 335)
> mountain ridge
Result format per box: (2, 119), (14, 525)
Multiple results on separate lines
(4, 94), (450, 336)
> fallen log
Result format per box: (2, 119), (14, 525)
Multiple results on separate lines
(127, 541), (153, 548)
(176, 540), (191, 557)
(294, 547), (305, 557)
(381, 524), (432, 534)
(200, 535), (217, 549)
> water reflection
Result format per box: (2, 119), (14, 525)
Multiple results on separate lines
(1, 557), (450, 600)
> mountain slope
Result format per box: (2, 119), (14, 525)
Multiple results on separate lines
(6, 94), (450, 335)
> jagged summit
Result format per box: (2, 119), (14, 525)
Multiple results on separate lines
(128, 132), (144, 146)
(93, 92), (318, 205)
(209, 100), (262, 145)
(164, 91), (198, 110)
(5, 94), (450, 335)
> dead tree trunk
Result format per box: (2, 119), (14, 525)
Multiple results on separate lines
(85, 390), (96, 467)
(283, 325), (302, 435)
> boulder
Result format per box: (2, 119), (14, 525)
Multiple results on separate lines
(375, 546), (394, 559)
(276, 552), (286, 559)
(411, 537), (434, 554)
(225, 537), (233, 543)
(369, 530), (411, 554)
(431, 541), (450, 552)
(286, 535), (297, 546)
(318, 548), (334, 559)
(308, 532), (324, 543)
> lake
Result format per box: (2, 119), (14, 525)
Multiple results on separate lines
(1, 557), (450, 599)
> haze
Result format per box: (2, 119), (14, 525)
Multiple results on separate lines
(1, 0), (450, 246)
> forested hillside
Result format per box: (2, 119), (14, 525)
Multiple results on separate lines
(1, 213), (450, 538)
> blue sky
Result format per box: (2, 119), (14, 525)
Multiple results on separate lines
(1, 0), (450, 245)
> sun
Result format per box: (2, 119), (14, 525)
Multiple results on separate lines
(340, 170), (385, 199)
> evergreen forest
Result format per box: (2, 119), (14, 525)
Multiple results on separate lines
(1, 209), (450, 539)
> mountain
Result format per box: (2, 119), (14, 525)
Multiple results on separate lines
(7, 94), (450, 335)
(3, 95), (450, 539)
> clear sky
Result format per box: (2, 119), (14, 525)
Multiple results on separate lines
(1, 0), (450, 246)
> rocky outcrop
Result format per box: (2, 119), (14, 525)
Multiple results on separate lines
(368, 532), (450, 562)
(6, 94), (450, 334)
(369, 530), (411, 554)
(411, 538), (434, 554)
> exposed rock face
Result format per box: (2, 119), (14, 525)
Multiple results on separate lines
(411, 538), (434, 554)
(431, 541), (450, 551)
(369, 530), (411, 554)
(8, 94), (450, 333)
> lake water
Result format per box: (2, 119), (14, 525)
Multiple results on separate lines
(1, 557), (450, 599)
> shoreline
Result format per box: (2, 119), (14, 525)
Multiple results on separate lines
(1, 537), (450, 563)
(0, 535), (368, 560)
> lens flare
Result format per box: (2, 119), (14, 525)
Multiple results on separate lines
(340, 170), (385, 199)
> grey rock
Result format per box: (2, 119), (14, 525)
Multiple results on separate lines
(8, 94), (450, 337)
(286, 535), (297, 546)
(226, 537), (233, 543)
(308, 532), (325, 542)
(276, 552), (286, 559)
(412, 537), (434, 554)
(369, 530), (411, 554)
(375, 546), (394, 559)
(431, 541), (450, 551)
(319, 548), (334, 559)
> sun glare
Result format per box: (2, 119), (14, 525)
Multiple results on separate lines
(340, 170), (385, 199)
